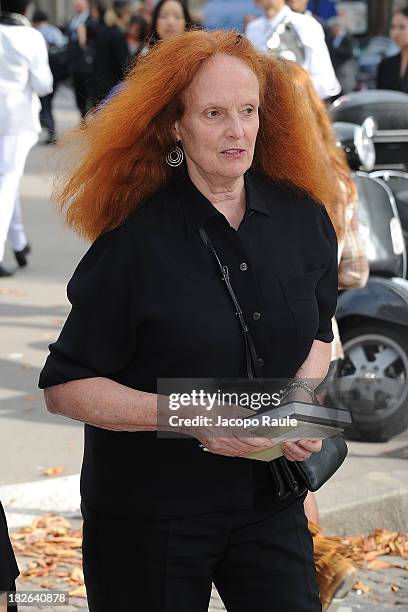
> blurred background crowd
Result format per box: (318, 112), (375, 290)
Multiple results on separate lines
(17, 0), (408, 144)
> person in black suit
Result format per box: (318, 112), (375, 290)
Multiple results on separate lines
(66, 0), (93, 117)
(84, 0), (131, 106)
(0, 501), (19, 611)
(377, 6), (408, 93)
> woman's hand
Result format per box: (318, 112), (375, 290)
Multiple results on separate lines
(281, 439), (322, 461)
(175, 402), (275, 458)
(196, 429), (275, 458)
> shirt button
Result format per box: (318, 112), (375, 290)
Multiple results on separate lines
(258, 357), (264, 367)
(253, 312), (261, 321)
(240, 262), (248, 271)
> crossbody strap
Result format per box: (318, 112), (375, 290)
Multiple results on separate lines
(199, 227), (263, 379)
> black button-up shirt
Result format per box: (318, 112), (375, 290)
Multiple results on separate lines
(39, 169), (338, 519)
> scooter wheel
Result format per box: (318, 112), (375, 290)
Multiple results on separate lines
(332, 323), (408, 442)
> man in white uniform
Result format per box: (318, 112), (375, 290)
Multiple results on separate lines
(245, 0), (340, 99)
(0, 0), (53, 277)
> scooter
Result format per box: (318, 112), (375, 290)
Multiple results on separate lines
(369, 171), (408, 255)
(331, 89), (408, 255)
(327, 117), (408, 442)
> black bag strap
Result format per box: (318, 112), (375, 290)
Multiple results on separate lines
(199, 227), (263, 379)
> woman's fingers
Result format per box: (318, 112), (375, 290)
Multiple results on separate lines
(200, 436), (323, 460)
(296, 439), (322, 453)
(282, 439), (322, 461)
(200, 435), (323, 460)
(201, 436), (273, 457)
(282, 446), (311, 461)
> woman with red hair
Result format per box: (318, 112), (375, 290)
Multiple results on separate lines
(39, 30), (339, 611)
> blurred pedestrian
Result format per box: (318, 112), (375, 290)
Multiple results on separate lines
(66, 0), (93, 117)
(377, 5), (408, 93)
(83, 0), (130, 106)
(327, 17), (358, 93)
(307, 0), (336, 20)
(32, 8), (66, 47)
(32, 10), (67, 144)
(127, 14), (148, 57)
(0, 500), (19, 612)
(0, 0), (53, 277)
(205, 1), (261, 32)
(281, 58), (368, 610)
(132, 3), (152, 30)
(147, 0), (193, 47)
(288, 0), (314, 17)
(287, 0), (328, 33)
(245, 0), (340, 99)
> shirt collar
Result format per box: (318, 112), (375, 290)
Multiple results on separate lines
(0, 12), (31, 27)
(174, 169), (271, 236)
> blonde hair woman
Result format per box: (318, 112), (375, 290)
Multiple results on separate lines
(275, 58), (369, 610)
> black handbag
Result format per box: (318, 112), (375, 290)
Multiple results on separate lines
(199, 227), (348, 496)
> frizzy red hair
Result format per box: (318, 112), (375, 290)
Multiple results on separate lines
(55, 29), (339, 241)
(278, 59), (358, 239)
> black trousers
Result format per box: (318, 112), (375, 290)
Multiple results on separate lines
(82, 493), (321, 612)
(72, 73), (93, 118)
(40, 92), (56, 139)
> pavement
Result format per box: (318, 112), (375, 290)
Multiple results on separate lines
(1, 87), (408, 611)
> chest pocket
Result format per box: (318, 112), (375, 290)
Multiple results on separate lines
(279, 267), (326, 340)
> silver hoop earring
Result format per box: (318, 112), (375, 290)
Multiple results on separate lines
(166, 145), (184, 167)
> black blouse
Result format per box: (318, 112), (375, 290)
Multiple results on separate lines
(39, 170), (338, 519)
(377, 53), (408, 93)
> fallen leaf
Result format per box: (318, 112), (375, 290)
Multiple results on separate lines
(391, 584), (400, 592)
(10, 534), (28, 543)
(363, 550), (381, 562)
(401, 449), (408, 458)
(0, 287), (28, 296)
(69, 585), (86, 598)
(70, 567), (84, 583)
(367, 559), (394, 570)
(43, 467), (65, 477)
(353, 579), (370, 593)
(40, 580), (51, 589)
(53, 548), (78, 558)
(52, 536), (82, 547)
